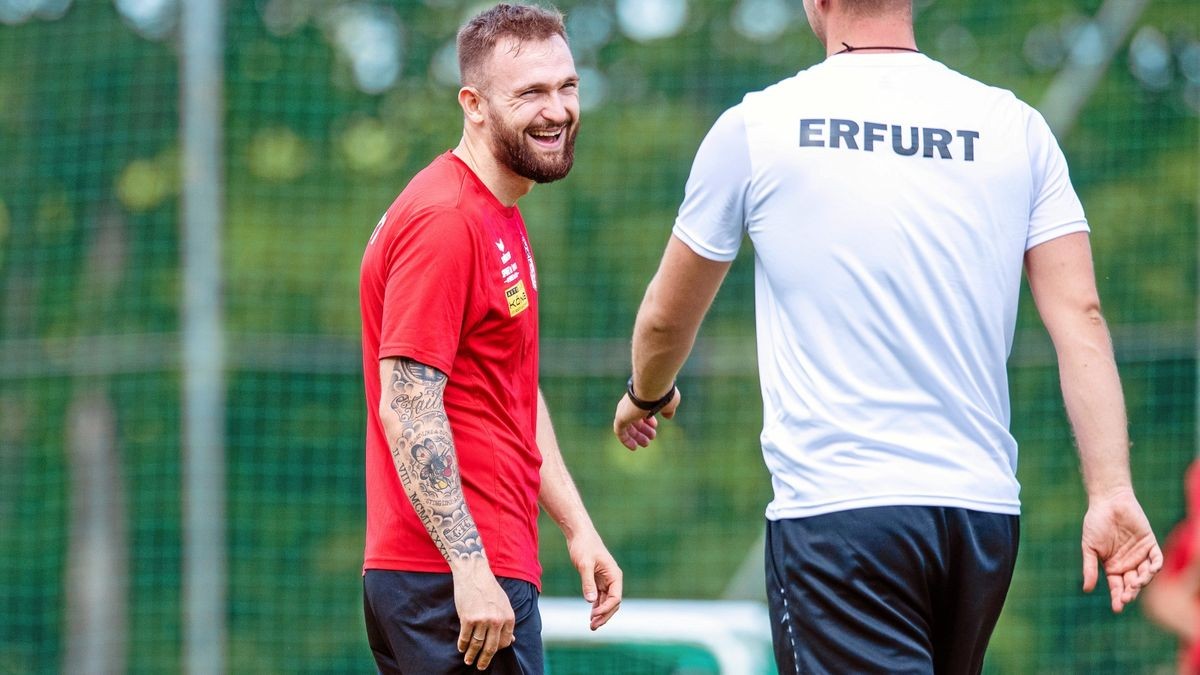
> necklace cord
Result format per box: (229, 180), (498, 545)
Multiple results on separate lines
(834, 41), (921, 55)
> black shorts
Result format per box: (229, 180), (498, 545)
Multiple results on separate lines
(363, 570), (543, 675)
(765, 506), (1019, 675)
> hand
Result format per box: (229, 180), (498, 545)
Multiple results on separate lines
(568, 532), (623, 630)
(613, 388), (682, 450)
(1081, 488), (1164, 613)
(452, 562), (516, 669)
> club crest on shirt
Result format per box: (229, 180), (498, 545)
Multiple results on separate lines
(505, 279), (530, 317)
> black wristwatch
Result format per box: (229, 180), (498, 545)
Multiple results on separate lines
(626, 377), (677, 417)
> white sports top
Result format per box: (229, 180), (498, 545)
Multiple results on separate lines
(673, 53), (1088, 519)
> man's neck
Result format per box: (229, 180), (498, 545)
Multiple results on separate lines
(452, 135), (532, 207)
(822, 14), (916, 58)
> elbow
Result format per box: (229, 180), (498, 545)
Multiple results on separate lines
(1080, 299), (1105, 327)
(642, 310), (684, 337)
(634, 272), (708, 346)
(639, 282), (686, 335)
(1053, 296), (1106, 332)
(638, 306), (696, 346)
(1042, 296), (1113, 355)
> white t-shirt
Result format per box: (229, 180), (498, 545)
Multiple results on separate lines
(673, 53), (1088, 519)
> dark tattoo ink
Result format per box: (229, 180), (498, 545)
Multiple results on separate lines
(386, 358), (486, 562)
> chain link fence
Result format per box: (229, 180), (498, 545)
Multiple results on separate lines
(0, 0), (1196, 672)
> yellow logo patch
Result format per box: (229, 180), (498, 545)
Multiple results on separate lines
(505, 280), (529, 317)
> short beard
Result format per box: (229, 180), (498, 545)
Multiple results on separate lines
(488, 111), (577, 184)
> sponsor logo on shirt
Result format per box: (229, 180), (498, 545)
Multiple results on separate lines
(505, 279), (530, 317)
(496, 238), (520, 283)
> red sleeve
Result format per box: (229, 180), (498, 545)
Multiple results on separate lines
(1160, 460), (1200, 578)
(378, 208), (476, 375)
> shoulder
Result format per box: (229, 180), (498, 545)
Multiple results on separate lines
(928, 60), (1029, 112)
(741, 68), (813, 108)
(384, 156), (481, 238)
(705, 103), (749, 141)
(377, 201), (477, 258)
(919, 60), (1055, 145)
(399, 154), (472, 211)
(393, 205), (476, 250)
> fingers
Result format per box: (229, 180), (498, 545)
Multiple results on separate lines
(579, 560), (598, 603)
(1137, 558), (1153, 588)
(618, 419), (657, 450)
(499, 621), (516, 651)
(614, 391), (681, 450)
(1108, 556), (1154, 614)
(617, 427), (650, 450)
(456, 622), (475, 657)
(460, 619), (516, 670)
(1081, 545), (1099, 593)
(1148, 543), (1164, 576)
(1080, 495), (1164, 613)
(1108, 572), (1125, 613)
(1134, 556), (1155, 591)
(590, 566), (623, 631)
(1110, 543), (1166, 613)
(631, 419), (657, 444)
(579, 554), (620, 627)
(460, 624), (485, 667)
(476, 625), (503, 670)
(614, 401), (661, 450)
(1123, 569), (1137, 604)
(613, 398), (642, 450)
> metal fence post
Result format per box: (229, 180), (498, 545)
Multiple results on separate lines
(180, 1), (227, 673)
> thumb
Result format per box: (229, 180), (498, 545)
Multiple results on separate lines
(659, 391), (682, 419)
(580, 561), (598, 603)
(1081, 545), (1098, 593)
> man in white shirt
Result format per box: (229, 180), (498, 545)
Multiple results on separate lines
(613, 0), (1163, 671)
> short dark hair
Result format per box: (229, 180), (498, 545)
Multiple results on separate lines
(841, 0), (911, 18)
(456, 3), (567, 87)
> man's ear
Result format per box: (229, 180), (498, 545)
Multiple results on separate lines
(458, 86), (486, 125)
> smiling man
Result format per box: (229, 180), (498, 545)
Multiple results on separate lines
(359, 4), (621, 673)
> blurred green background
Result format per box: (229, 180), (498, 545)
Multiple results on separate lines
(0, 0), (1196, 672)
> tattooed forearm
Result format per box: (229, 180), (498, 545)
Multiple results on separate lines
(384, 358), (486, 563)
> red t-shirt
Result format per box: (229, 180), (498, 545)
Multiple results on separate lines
(359, 151), (543, 588)
(1162, 460), (1200, 671)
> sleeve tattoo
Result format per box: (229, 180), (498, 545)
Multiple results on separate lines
(385, 359), (485, 562)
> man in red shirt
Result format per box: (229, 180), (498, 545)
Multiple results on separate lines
(1144, 461), (1200, 674)
(359, 4), (622, 673)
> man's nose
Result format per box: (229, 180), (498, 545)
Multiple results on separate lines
(541, 92), (570, 124)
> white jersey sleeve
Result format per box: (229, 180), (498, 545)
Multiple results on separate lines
(1025, 107), (1089, 249)
(671, 106), (752, 262)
